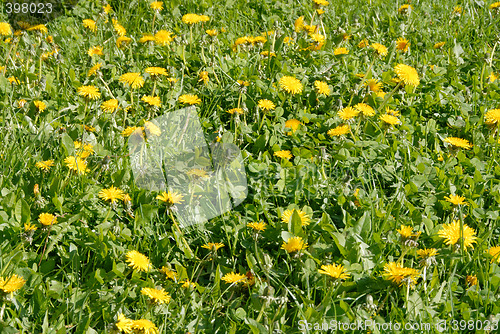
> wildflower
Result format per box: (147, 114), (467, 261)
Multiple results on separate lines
(295, 16), (305, 32)
(64, 156), (89, 175)
(206, 29), (218, 36)
(112, 19), (126, 36)
(182, 14), (202, 24)
(122, 126), (141, 137)
(371, 43), (388, 56)
(119, 73), (144, 89)
(358, 39), (369, 48)
(485, 108), (500, 125)
(285, 119), (302, 134)
(82, 19), (97, 32)
(281, 236), (308, 253)
(103, 4), (112, 13)
(98, 186), (125, 203)
(161, 266), (178, 280)
(310, 33), (325, 45)
(39, 213), (57, 226)
(279, 76), (303, 94)
(466, 275), (478, 287)
(396, 225), (421, 247)
(379, 114), (401, 125)
(338, 106), (359, 120)
(87, 63), (102, 77)
(0, 22), (12, 36)
(334, 47), (349, 55)
(394, 64), (420, 87)
(27, 24), (48, 34)
(221, 272), (247, 284)
(145, 67), (168, 77)
(199, 71), (209, 84)
(36, 159), (54, 171)
(141, 287), (171, 304)
(143, 122), (161, 136)
(178, 94), (201, 105)
(150, 1), (163, 11)
(274, 150), (293, 160)
(237, 80), (250, 87)
(488, 246), (500, 263)
(125, 250), (152, 272)
(141, 95), (161, 107)
(327, 124), (350, 137)
(417, 248), (438, 267)
(34, 101), (46, 112)
(489, 73), (498, 83)
(154, 30), (174, 45)
(281, 209), (311, 226)
(434, 42), (446, 49)
(156, 191), (184, 205)
(227, 108), (244, 115)
(453, 6), (463, 14)
(0, 274), (26, 293)
(88, 46), (104, 57)
(77, 85), (100, 100)
(438, 220), (477, 249)
(490, 2), (500, 9)
(365, 78), (382, 92)
(139, 34), (155, 43)
(101, 99), (119, 113)
(318, 264), (350, 280)
(260, 51), (276, 57)
(398, 4), (413, 13)
(313, 0), (329, 6)
(257, 99), (275, 111)
(17, 99), (27, 108)
(74, 141), (94, 159)
(396, 37), (410, 52)
(115, 314), (134, 333)
(383, 262), (420, 286)
(180, 279), (196, 288)
(247, 221), (267, 232)
(444, 194), (467, 206)
(132, 319), (158, 334)
(116, 36), (132, 48)
(354, 103), (375, 116)
(314, 81), (330, 95)
(201, 243), (225, 251)
(443, 137), (472, 149)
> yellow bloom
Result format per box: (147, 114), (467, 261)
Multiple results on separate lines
(182, 14), (204, 24)
(438, 220), (477, 249)
(201, 243), (225, 251)
(116, 314), (134, 334)
(101, 99), (119, 113)
(24, 222), (37, 232)
(199, 71), (209, 84)
(354, 103), (375, 116)
(180, 279), (196, 288)
(34, 101), (46, 112)
(0, 22), (12, 36)
(39, 213), (57, 226)
(186, 168), (209, 178)
(156, 191), (184, 205)
(434, 41), (446, 49)
(383, 262), (420, 286)
(416, 248), (438, 259)
(247, 221), (267, 232)
(313, 0), (329, 6)
(64, 156), (89, 175)
(285, 119), (302, 134)
(338, 106), (360, 120)
(488, 246), (500, 263)
(27, 24), (48, 34)
(116, 36), (132, 48)
(87, 63), (102, 77)
(279, 76), (303, 95)
(150, 1), (163, 11)
(466, 275), (478, 287)
(398, 4), (413, 13)
(145, 67), (168, 77)
(141, 287), (170, 304)
(0, 274), (26, 293)
(139, 34), (156, 43)
(394, 64), (420, 87)
(489, 73), (498, 83)
(82, 19), (97, 32)
(132, 319), (158, 334)
(103, 4), (112, 13)
(257, 99), (275, 111)
(334, 47), (349, 55)
(119, 73), (144, 89)
(98, 186), (125, 203)
(227, 108), (244, 115)
(379, 114), (401, 125)
(112, 19), (126, 36)
(88, 46), (103, 57)
(221, 272), (247, 284)
(281, 209), (311, 226)
(365, 78), (382, 92)
(396, 37), (410, 52)
(125, 250), (152, 272)
(274, 150), (293, 160)
(35, 159), (54, 171)
(141, 95), (161, 107)
(314, 80), (330, 95)
(453, 6), (463, 14)
(178, 94), (201, 105)
(358, 39), (369, 48)
(443, 137), (472, 149)
(490, 1), (500, 9)
(154, 30), (174, 45)
(327, 124), (350, 137)
(318, 264), (350, 280)
(310, 33), (325, 45)
(74, 141), (94, 159)
(485, 108), (500, 125)
(77, 85), (100, 100)
(444, 194), (467, 206)
(281, 236), (308, 253)
(295, 16), (305, 32)
(260, 51), (276, 57)
(160, 266), (179, 281)
(122, 126), (142, 137)
(371, 43), (388, 56)
(206, 29), (218, 36)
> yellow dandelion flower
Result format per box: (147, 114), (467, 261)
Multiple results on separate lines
(285, 119), (302, 134)
(379, 114), (401, 125)
(279, 76), (303, 94)
(156, 191), (184, 205)
(132, 319), (158, 334)
(39, 213), (57, 226)
(178, 94), (201, 105)
(318, 264), (350, 280)
(154, 30), (174, 45)
(281, 209), (311, 226)
(116, 314), (134, 334)
(485, 108), (500, 125)
(98, 186), (125, 203)
(327, 124), (350, 137)
(121, 126), (141, 137)
(314, 80), (330, 95)
(354, 103), (375, 116)
(365, 78), (382, 92)
(160, 266), (178, 280)
(281, 236), (308, 253)
(182, 14), (201, 24)
(0, 22), (12, 36)
(145, 67), (168, 77)
(180, 279), (196, 288)
(119, 72), (145, 89)
(116, 36), (132, 48)
(24, 222), (37, 232)
(101, 99), (119, 113)
(227, 108), (244, 115)
(82, 19), (97, 33)
(150, 1), (163, 11)
(257, 99), (275, 111)
(0, 274), (26, 293)
(206, 29), (218, 36)
(398, 4), (413, 13)
(338, 106), (360, 120)
(443, 137), (472, 149)
(27, 24), (48, 34)
(444, 194), (467, 206)
(141, 95), (161, 107)
(199, 71), (209, 84)
(438, 220), (477, 249)
(396, 37), (410, 52)
(358, 39), (369, 48)
(141, 287), (170, 304)
(125, 250), (152, 272)
(87, 63), (102, 77)
(274, 150), (293, 160)
(417, 248), (438, 259)
(334, 47), (349, 55)
(139, 34), (156, 43)
(313, 0), (329, 6)
(77, 85), (100, 100)
(221, 272), (247, 284)
(112, 19), (126, 36)
(295, 16), (305, 32)
(103, 4), (112, 14)
(88, 46), (104, 57)
(310, 33), (325, 45)
(201, 243), (225, 251)
(434, 41), (446, 49)
(490, 1), (500, 9)
(371, 43), (388, 56)
(383, 262), (420, 286)
(35, 159), (54, 171)
(64, 156), (89, 175)
(466, 275), (478, 287)
(394, 64), (420, 87)
(34, 101), (46, 112)
(247, 221), (267, 232)
(488, 246), (500, 263)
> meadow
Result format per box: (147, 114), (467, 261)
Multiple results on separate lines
(1, 0), (500, 333)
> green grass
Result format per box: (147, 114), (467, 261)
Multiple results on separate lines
(1, 0), (500, 333)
